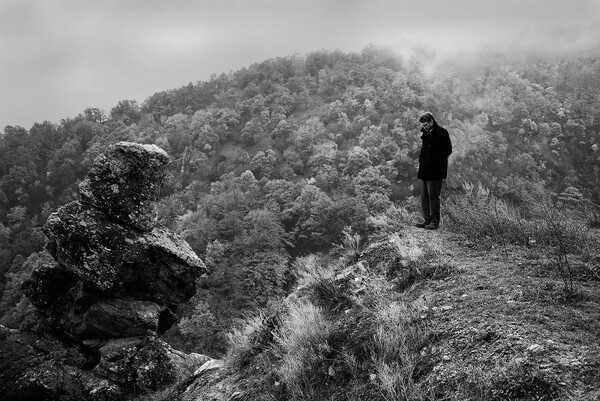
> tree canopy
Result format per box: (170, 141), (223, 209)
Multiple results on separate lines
(2, 45), (600, 354)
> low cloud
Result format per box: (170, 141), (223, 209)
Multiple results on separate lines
(1, 0), (599, 129)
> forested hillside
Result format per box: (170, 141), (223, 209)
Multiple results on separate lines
(1, 45), (600, 355)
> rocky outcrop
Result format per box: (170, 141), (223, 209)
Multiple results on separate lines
(43, 201), (202, 306)
(78, 142), (170, 231)
(29, 142), (205, 341)
(0, 325), (212, 401)
(93, 335), (211, 393)
(1, 142), (208, 400)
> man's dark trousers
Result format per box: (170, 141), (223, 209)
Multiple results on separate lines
(421, 179), (443, 225)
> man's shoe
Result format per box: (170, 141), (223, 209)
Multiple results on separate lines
(424, 222), (439, 230)
(415, 221), (431, 228)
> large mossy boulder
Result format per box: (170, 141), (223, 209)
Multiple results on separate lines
(44, 201), (205, 304)
(78, 142), (170, 232)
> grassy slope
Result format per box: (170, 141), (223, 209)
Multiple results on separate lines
(170, 224), (600, 401)
(407, 227), (600, 400)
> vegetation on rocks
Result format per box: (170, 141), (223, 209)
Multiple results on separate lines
(172, 207), (600, 400)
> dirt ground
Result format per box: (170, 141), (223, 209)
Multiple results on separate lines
(404, 226), (600, 400)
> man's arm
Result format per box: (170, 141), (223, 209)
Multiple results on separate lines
(435, 128), (452, 159)
(442, 128), (452, 157)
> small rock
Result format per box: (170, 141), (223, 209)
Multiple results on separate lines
(369, 373), (377, 381)
(193, 359), (223, 377)
(528, 344), (543, 353)
(442, 355), (451, 361)
(441, 305), (453, 311)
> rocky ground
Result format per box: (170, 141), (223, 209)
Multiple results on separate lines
(171, 226), (600, 400)
(406, 226), (600, 400)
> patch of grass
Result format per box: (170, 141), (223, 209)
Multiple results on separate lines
(221, 239), (434, 401)
(371, 299), (427, 401)
(292, 255), (336, 289)
(420, 347), (565, 401)
(334, 226), (367, 265)
(225, 306), (283, 370)
(361, 230), (453, 290)
(445, 185), (600, 295)
(292, 255), (354, 315)
(366, 204), (414, 238)
(267, 296), (429, 400)
(530, 201), (600, 293)
(274, 301), (334, 399)
(444, 184), (529, 248)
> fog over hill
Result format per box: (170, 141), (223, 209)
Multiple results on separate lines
(1, 0), (599, 130)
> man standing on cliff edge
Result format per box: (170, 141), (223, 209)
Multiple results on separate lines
(415, 112), (452, 230)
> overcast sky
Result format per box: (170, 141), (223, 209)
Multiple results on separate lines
(1, 0), (600, 130)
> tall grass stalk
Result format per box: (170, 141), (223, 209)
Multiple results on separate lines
(334, 226), (366, 265)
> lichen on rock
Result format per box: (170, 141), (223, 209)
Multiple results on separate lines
(78, 142), (170, 232)
(4, 142), (209, 400)
(43, 201), (205, 303)
(94, 334), (211, 394)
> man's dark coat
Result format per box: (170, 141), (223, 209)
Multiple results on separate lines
(417, 122), (452, 180)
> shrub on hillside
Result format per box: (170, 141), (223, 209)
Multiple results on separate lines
(444, 182), (530, 246)
(222, 237), (433, 400)
(444, 183), (600, 293)
(359, 230), (452, 290)
(529, 199), (600, 292)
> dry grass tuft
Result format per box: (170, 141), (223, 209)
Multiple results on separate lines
(371, 299), (426, 400)
(292, 255), (336, 290)
(445, 184), (600, 294)
(273, 301), (333, 399)
(225, 307), (282, 370)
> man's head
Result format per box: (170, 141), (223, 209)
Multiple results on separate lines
(419, 111), (435, 132)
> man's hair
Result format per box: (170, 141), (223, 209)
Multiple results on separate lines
(419, 112), (435, 123)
